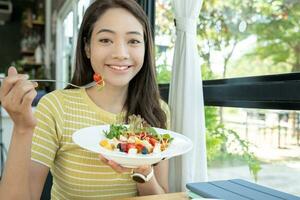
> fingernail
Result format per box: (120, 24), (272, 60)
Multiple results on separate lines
(24, 74), (29, 79)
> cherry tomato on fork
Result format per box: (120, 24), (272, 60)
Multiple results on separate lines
(93, 73), (103, 83)
(93, 73), (105, 90)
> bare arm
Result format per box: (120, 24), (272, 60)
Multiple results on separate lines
(99, 154), (169, 196)
(0, 67), (49, 199)
(30, 161), (50, 200)
(136, 160), (169, 195)
(0, 132), (50, 200)
(0, 128), (33, 199)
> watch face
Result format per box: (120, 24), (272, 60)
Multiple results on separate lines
(132, 174), (146, 183)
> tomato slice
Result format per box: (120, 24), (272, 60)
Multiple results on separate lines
(127, 143), (136, 150)
(135, 144), (144, 153)
(149, 138), (157, 146)
(120, 143), (128, 153)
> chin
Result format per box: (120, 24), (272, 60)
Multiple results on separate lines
(106, 80), (130, 88)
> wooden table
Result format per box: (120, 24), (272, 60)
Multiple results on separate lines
(121, 192), (189, 200)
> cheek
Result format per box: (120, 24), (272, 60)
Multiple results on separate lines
(90, 46), (107, 63)
(133, 48), (145, 66)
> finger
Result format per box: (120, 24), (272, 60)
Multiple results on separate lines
(107, 160), (123, 173)
(21, 82), (38, 107)
(107, 160), (131, 173)
(99, 154), (109, 164)
(21, 88), (37, 107)
(9, 80), (36, 106)
(1, 78), (24, 108)
(1, 72), (29, 99)
(98, 154), (131, 173)
(8, 66), (18, 76)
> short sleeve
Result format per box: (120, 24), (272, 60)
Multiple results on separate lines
(31, 92), (62, 168)
(160, 100), (171, 130)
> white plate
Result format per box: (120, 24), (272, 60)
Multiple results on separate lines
(72, 125), (193, 168)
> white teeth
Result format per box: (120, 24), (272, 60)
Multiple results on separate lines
(108, 65), (129, 71)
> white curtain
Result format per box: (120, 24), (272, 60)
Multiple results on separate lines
(168, 0), (207, 192)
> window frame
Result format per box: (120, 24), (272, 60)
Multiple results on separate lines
(159, 72), (300, 110)
(149, 0), (300, 111)
(55, 0), (77, 89)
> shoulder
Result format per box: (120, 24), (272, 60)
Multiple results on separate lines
(38, 89), (81, 104)
(159, 99), (170, 114)
(37, 89), (62, 105)
(36, 89), (83, 113)
(159, 99), (171, 129)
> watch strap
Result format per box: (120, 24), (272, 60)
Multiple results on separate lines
(131, 166), (154, 183)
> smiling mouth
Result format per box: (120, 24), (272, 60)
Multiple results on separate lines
(106, 64), (131, 71)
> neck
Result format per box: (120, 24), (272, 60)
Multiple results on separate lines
(86, 84), (128, 114)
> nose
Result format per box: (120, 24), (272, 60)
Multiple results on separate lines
(111, 42), (129, 60)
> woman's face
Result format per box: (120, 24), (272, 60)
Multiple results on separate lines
(86, 8), (145, 88)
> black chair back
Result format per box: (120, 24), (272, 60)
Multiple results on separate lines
(40, 172), (52, 200)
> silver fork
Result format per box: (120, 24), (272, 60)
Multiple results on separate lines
(0, 77), (98, 89)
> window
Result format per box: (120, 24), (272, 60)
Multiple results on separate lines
(155, 0), (174, 84)
(155, 0), (300, 196)
(56, 0), (91, 89)
(77, 0), (90, 30)
(207, 107), (300, 195)
(199, 0), (300, 80)
(62, 11), (74, 83)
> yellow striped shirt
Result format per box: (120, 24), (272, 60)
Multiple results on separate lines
(31, 88), (170, 200)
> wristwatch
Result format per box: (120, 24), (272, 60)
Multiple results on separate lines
(131, 166), (154, 183)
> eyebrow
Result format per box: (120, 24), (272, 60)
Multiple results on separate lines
(96, 29), (143, 36)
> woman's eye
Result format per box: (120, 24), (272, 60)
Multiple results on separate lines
(129, 39), (141, 45)
(99, 39), (112, 44)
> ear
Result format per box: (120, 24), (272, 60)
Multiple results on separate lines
(84, 42), (91, 59)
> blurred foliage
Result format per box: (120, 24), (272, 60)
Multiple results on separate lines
(206, 122), (262, 181)
(204, 74), (261, 181)
(198, 0), (251, 78)
(196, 0), (299, 180)
(156, 64), (171, 83)
(198, 0), (300, 78)
(247, 0), (300, 72)
(155, 46), (172, 83)
(155, 0), (263, 180)
(155, 0), (174, 84)
(155, 0), (175, 38)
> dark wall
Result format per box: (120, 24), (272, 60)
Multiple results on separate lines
(0, 20), (21, 74)
(0, 1), (21, 74)
(0, 0), (34, 74)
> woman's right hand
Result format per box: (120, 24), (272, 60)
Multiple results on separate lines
(0, 66), (38, 133)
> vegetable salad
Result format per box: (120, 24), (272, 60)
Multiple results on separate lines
(99, 115), (173, 155)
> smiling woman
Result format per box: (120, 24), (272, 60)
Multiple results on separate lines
(0, 0), (169, 200)
(84, 7), (145, 88)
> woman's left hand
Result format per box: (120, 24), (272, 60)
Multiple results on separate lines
(99, 154), (152, 175)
